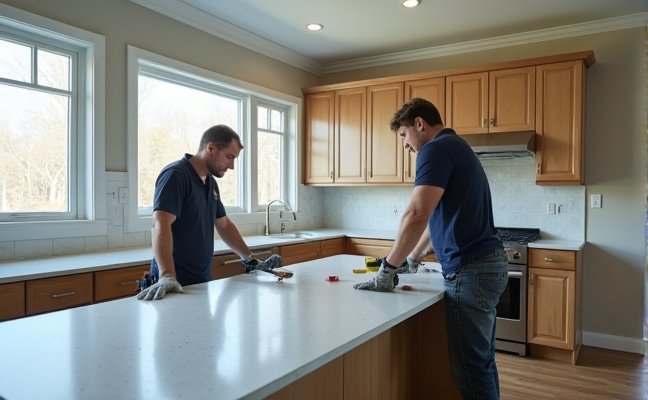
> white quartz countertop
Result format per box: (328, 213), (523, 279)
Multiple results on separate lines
(528, 239), (584, 251)
(0, 228), (397, 284)
(0, 255), (445, 400)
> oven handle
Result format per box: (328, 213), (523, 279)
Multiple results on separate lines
(508, 271), (524, 278)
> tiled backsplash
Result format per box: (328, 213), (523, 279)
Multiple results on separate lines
(323, 157), (585, 241)
(0, 158), (583, 262)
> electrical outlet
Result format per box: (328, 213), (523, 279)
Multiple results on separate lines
(546, 203), (556, 215)
(590, 194), (602, 208)
(118, 187), (128, 204)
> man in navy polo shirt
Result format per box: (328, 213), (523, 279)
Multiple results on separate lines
(137, 125), (282, 301)
(354, 98), (507, 399)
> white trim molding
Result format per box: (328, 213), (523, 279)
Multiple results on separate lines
(583, 330), (646, 355)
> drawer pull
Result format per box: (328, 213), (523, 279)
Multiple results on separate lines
(119, 281), (138, 286)
(52, 291), (76, 299)
(544, 257), (557, 263)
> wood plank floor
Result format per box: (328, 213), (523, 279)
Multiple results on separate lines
(497, 346), (647, 399)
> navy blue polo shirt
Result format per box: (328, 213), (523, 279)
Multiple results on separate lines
(415, 128), (501, 275)
(150, 154), (226, 285)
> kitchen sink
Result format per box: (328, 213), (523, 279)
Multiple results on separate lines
(269, 232), (315, 239)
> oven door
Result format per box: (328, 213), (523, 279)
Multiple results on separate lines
(495, 263), (527, 344)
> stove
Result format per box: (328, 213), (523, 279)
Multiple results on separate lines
(494, 227), (539, 356)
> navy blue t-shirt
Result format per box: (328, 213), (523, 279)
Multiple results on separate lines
(150, 154), (227, 285)
(415, 128), (501, 275)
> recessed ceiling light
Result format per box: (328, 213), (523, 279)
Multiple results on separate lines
(306, 23), (323, 31)
(402, 0), (420, 7)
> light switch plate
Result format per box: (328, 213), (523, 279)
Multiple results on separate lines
(590, 194), (602, 208)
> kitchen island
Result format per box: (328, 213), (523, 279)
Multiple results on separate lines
(0, 254), (459, 399)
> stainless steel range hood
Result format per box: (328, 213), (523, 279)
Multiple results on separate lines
(463, 131), (536, 159)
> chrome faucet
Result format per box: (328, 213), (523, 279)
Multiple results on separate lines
(265, 199), (296, 236)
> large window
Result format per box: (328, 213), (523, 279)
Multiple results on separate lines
(0, 4), (106, 241)
(126, 46), (298, 232)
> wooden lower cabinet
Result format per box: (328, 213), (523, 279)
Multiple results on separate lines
(345, 238), (394, 258)
(26, 273), (93, 315)
(281, 242), (322, 265)
(94, 264), (150, 302)
(211, 247), (280, 280)
(320, 238), (345, 258)
(527, 248), (581, 364)
(0, 282), (25, 321)
(267, 301), (460, 399)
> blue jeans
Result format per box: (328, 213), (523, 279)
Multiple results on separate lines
(443, 249), (508, 400)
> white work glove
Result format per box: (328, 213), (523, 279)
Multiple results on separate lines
(397, 256), (423, 274)
(353, 258), (399, 292)
(242, 254), (284, 273)
(136, 276), (183, 301)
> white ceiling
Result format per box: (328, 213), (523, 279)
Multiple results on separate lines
(133, 0), (647, 74)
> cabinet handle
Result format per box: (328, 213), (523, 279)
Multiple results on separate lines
(482, 118), (488, 128)
(330, 171), (334, 179)
(489, 117), (495, 127)
(529, 273), (534, 285)
(537, 164), (542, 174)
(52, 291), (76, 299)
(119, 281), (138, 286)
(544, 257), (557, 263)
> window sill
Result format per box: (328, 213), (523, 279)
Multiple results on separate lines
(0, 220), (108, 242)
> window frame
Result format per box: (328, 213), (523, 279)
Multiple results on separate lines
(125, 46), (300, 233)
(0, 3), (106, 241)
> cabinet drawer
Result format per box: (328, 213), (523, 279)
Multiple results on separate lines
(321, 238), (345, 258)
(212, 253), (245, 280)
(345, 238), (394, 258)
(0, 281), (25, 321)
(95, 265), (150, 302)
(26, 273), (93, 315)
(528, 249), (575, 271)
(281, 242), (321, 265)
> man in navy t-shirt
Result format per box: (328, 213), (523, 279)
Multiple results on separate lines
(354, 98), (507, 400)
(137, 125), (282, 301)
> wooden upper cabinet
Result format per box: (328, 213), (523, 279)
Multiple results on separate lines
(535, 60), (585, 185)
(335, 87), (366, 183)
(304, 91), (335, 184)
(367, 83), (403, 183)
(446, 72), (488, 134)
(446, 67), (535, 135)
(404, 77), (446, 182)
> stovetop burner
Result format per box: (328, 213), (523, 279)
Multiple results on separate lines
(495, 227), (540, 245)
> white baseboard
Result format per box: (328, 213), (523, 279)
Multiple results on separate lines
(583, 331), (646, 354)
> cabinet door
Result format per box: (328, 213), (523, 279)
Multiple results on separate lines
(0, 281), (25, 321)
(26, 273), (93, 315)
(404, 77), (445, 182)
(321, 238), (345, 258)
(535, 60), (585, 184)
(528, 267), (575, 350)
(366, 83), (403, 183)
(281, 242), (321, 265)
(489, 67), (535, 133)
(335, 87), (366, 183)
(304, 92), (335, 184)
(95, 264), (150, 302)
(446, 72), (488, 135)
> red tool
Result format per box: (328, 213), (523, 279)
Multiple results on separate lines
(401, 285), (413, 291)
(326, 275), (339, 282)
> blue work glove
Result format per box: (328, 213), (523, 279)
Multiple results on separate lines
(242, 254), (284, 273)
(397, 256), (423, 274)
(353, 258), (399, 291)
(136, 276), (183, 301)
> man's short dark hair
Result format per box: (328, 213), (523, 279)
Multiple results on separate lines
(198, 125), (244, 151)
(390, 98), (443, 131)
